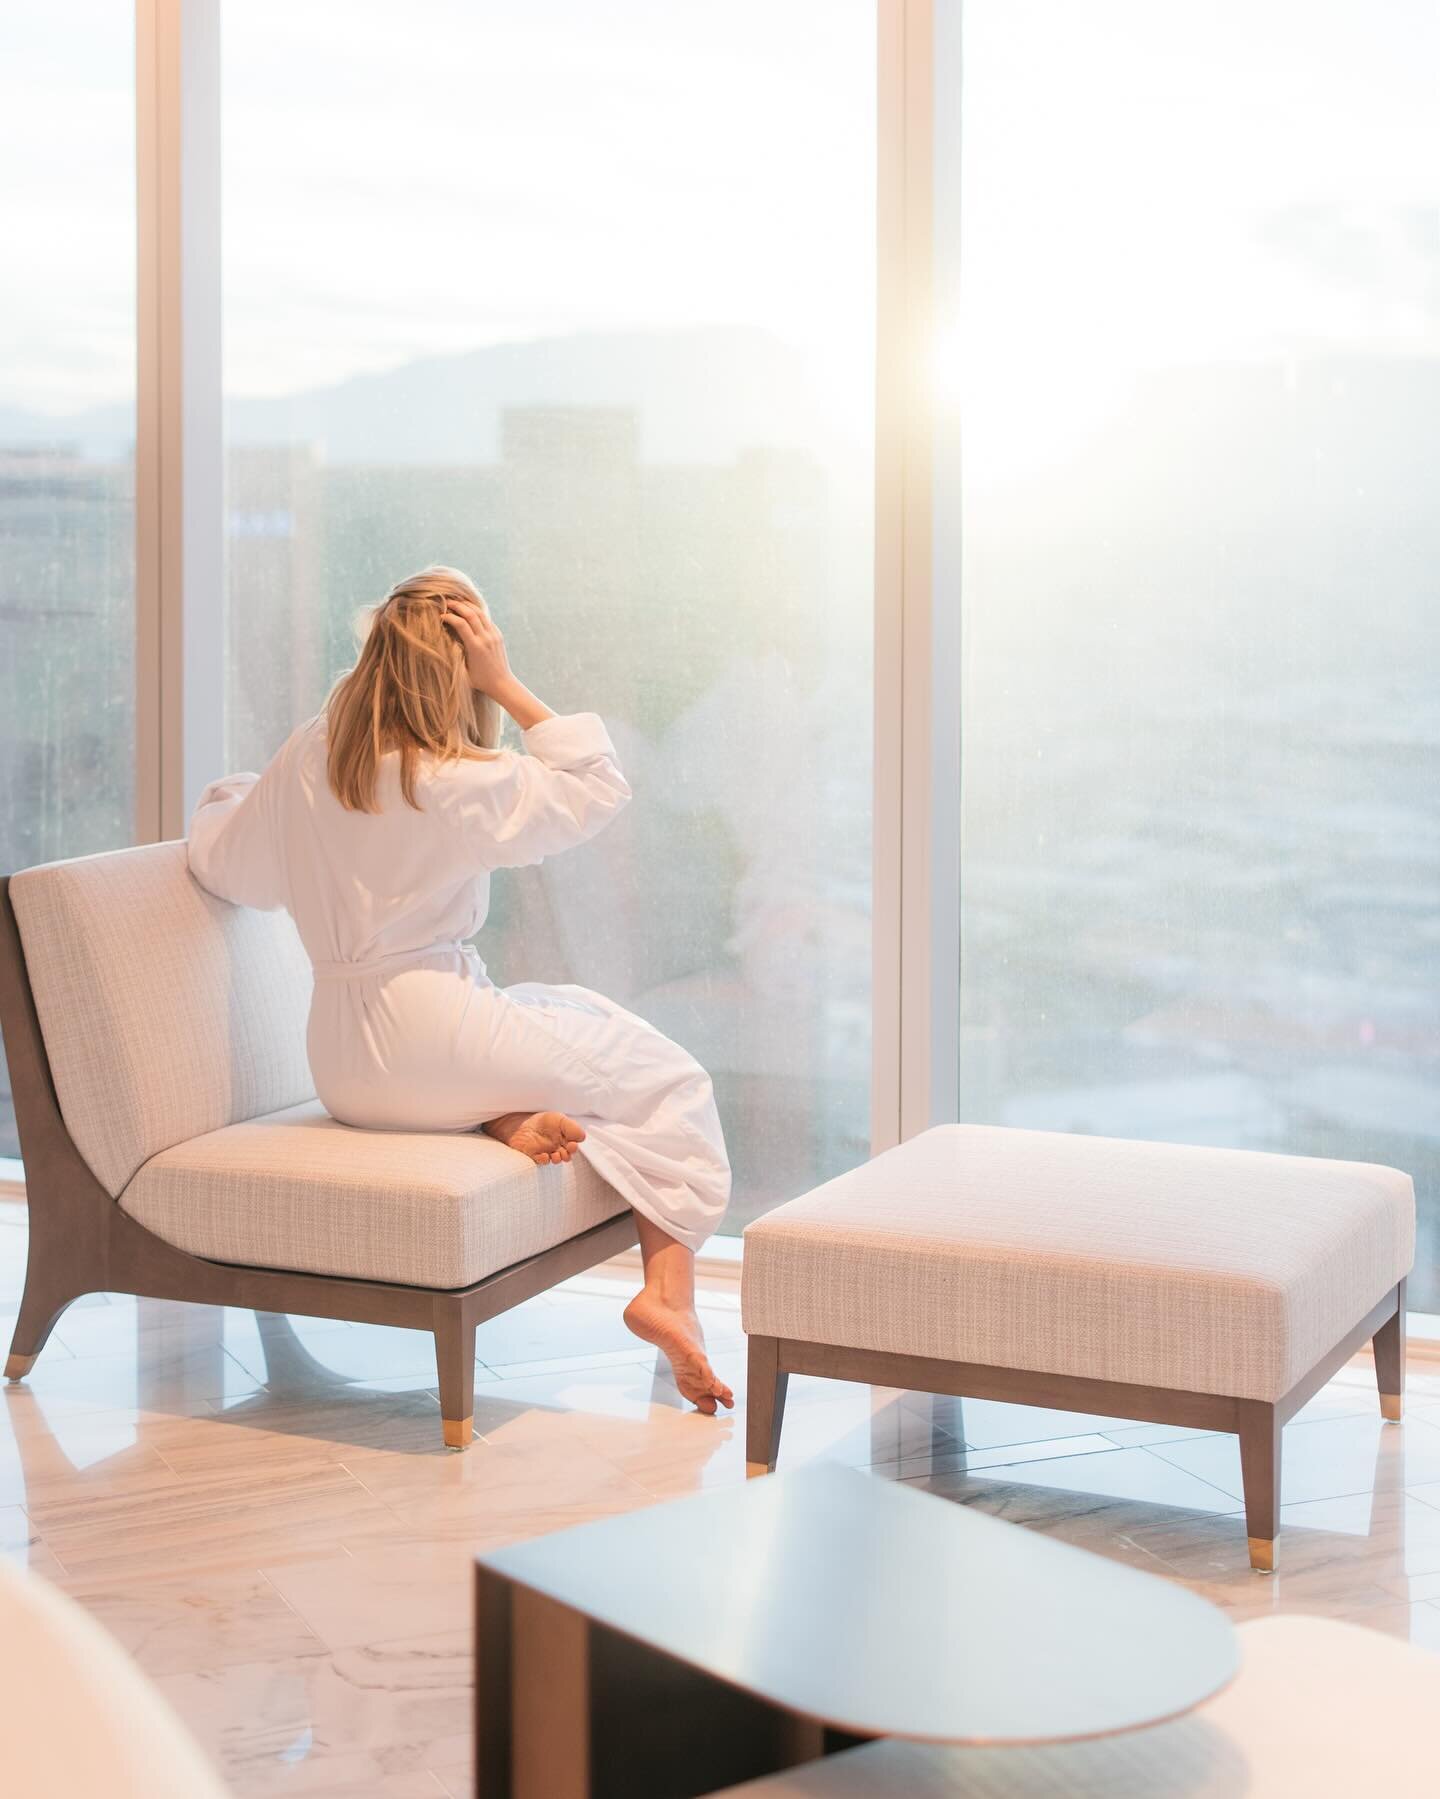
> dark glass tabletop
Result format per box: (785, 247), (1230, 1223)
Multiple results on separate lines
(477, 1462), (1237, 1744)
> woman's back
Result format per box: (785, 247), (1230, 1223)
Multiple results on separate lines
(188, 709), (631, 975)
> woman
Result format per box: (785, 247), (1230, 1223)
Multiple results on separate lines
(187, 566), (733, 1413)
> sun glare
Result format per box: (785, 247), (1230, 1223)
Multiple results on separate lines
(931, 317), (1131, 491)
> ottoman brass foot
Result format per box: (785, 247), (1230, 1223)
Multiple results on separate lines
(1248, 1536), (1275, 1574)
(5, 1353), (36, 1381)
(442, 1415), (473, 1450)
(1380, 1393), (1403, 1423)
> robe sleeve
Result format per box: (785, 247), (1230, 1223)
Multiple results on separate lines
(186, 766), (289, 913)
(456, 711), (632, 870)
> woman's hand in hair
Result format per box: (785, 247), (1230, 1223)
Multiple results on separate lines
(444, 596), (556, 731)
(443, 597), (512, 696)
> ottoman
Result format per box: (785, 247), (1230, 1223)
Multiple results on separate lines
(741, 1125), (1415, 1572)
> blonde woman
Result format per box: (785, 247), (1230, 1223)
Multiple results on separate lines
(187, 567), (733, 1412)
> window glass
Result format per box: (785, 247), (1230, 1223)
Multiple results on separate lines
(222, 1), (875, 1229)
(950, 3), (1440, 1302)
(0, 4), (136, 1157)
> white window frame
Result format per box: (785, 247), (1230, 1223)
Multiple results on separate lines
(135, 0), (224, 842)
(874, 0), (960, 1153)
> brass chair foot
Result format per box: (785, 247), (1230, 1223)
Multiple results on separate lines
(5, 1353), (36, 1381)
(1248, 1536), (1276, 1574)
(1380, 1393), (1403, 1423)
(442, 1415), (473, 1450)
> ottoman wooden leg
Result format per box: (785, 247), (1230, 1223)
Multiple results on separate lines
(1237, 1400), (1281, 1573)
(1374, 1279), (1406, 1423)
(746, 1335), (789, 1474)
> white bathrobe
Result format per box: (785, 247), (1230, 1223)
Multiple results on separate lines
(186, 710), (730, 1251)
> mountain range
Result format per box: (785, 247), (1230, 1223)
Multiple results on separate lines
(0, 325), (826, 466)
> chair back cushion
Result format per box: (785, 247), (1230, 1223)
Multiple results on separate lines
(10, 841), (314, 1197)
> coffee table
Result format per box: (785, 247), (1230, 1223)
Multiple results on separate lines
(709, 1615), (1440, 1796)
(474, 1464), (1235, 1798)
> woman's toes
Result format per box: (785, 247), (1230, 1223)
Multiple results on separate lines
(497, 1112), (587, 1164)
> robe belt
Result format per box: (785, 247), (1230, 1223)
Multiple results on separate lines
(311, 942), (470, 982)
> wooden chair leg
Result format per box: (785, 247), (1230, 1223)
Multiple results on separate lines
(1373, 1279), (1406, 1423)
(745, 1335), (788, 1474)
(435, 1301), (477, 1450)
(5, 1273), (81, 1380)
(1237, 1400), (1281, 1573)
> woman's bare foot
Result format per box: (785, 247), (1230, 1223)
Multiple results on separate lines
(483, 1110), (586, 1165)
(623, 1290), (734, 1415)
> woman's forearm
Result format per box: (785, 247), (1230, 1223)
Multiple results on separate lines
(489, 675), (556, 733)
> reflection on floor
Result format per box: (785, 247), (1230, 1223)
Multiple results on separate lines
(4, 1202), (1440, 1797)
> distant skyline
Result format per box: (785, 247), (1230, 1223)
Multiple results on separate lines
(0, 324), (838, 471)
(11, 2), (1440, 477)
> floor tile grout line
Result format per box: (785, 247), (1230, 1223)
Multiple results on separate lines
(254, 1564), (337, 1655)
(916, 1434), (1248, 1507)
(1285, 1406), (1440, 1439)
(1143, 1459), (1426, 1513)
(336, 1459), (429, 1529)
(925, 1437), (1132, 1474)
(477, 1350), (662, 1382)
(15, 1502), (77, 1580)
(1137, 1431), (1435, 1512)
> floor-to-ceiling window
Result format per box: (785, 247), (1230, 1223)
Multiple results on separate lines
(6, 0), (1434, 1303)
(219, 0), (876, 1232)
(0, 3), (137, 1158)
(948, 2), (1440, 1303)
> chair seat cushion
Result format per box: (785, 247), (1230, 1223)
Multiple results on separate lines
(741, 1125), (1415, 1402)
(120, 1100), (628, 1290)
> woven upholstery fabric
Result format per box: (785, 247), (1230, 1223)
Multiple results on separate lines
(742, 1125), (1415, 1402)
(11, 842), (314, 1197)
(121, 1099), (629, 1288)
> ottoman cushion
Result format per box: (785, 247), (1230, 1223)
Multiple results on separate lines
(741, 1125), (1414, 1403)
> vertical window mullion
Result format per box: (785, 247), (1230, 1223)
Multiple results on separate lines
(875, 0), (960, 1153)
(872, 0), (908, 1155)
(135, 0), (223, 845)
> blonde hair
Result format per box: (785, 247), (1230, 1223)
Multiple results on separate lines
(325, 565), (502, 813)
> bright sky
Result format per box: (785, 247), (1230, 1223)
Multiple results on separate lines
(2, 4), (137, 414)
(5, 0), (1439, 481)
(2, 0), (875, 439)
(945, 0), (1440, 481)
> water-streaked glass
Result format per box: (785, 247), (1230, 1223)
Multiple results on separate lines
(949, 2), (1440, 1303)
(221, 1), (875, 1230)
(0, 4), (136, 1157)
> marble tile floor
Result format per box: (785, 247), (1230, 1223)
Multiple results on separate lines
(4, 1199), (1440, 1795)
